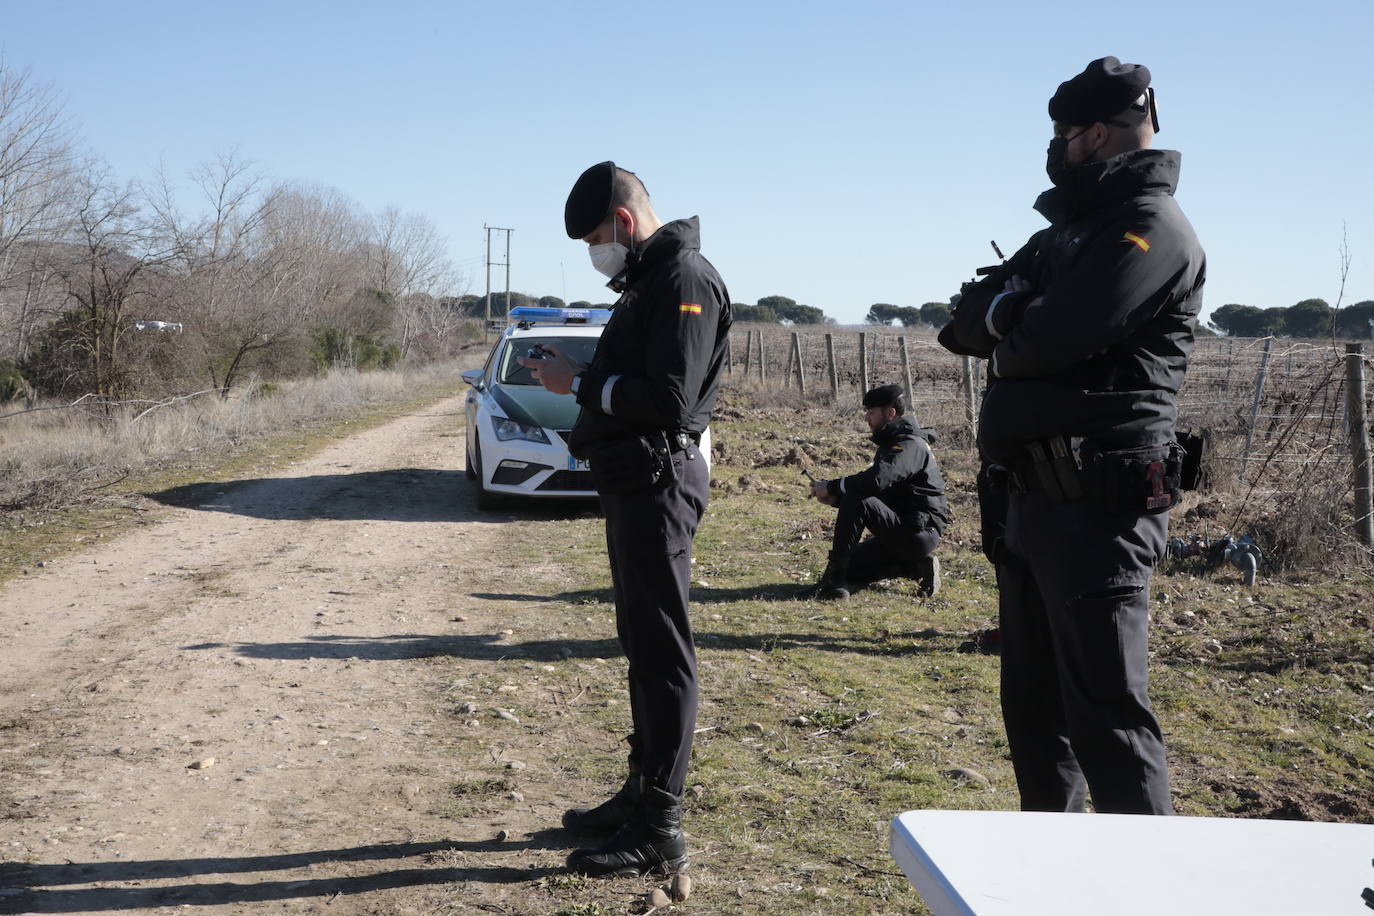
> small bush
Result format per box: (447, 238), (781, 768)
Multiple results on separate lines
(0, 361), (32, 404)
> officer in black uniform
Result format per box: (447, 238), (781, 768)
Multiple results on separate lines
(518, 161), (730, 876)
(938, 58), (1205, 814)
(808, 384), (949, 600)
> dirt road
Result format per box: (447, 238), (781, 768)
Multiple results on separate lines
(0, 396), (583, 914)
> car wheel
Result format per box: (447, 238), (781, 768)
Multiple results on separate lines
(465, 433), (476, 480)
(471, 429), (503, 510)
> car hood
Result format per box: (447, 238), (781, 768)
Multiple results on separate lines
(490, 383), (581, 430)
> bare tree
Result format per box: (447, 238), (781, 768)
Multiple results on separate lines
(366, 207), (457, 357)
(147, 151), (281, 394)
(28, 167), (172, 401)
(0, 58), (81, 362)
(198, 183), (371, 386)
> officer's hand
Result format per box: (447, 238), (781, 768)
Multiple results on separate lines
(516, 343), (585, 395)
(1004, 274), (1032, 293)
(810, 479), (833, 504)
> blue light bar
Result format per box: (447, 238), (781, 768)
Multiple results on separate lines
(509, 306), (612, 326)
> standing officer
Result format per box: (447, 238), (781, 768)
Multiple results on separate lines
(518, 161), (730, 876)
(807, 384), (949, 600)
(938, 58), (1205, 814)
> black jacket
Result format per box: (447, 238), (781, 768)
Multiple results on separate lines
(567, 217), (732, 458)
(938, 149), (1205, 464)
(825, 417), (951, 533)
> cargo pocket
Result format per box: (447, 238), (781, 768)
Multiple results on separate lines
(1068, 584), (1146, 703)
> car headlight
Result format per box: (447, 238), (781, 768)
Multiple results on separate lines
(491, 416), (550, 444)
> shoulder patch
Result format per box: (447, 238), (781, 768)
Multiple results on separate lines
(679, 302), (702, 314)
(888, 444), (903, 451)
(1122, 231), (1150, 252)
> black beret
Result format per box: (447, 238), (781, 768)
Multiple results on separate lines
(1048, 57), (1151, 127)
(863, 384), (905, 410)
(564, 160), (615, 239)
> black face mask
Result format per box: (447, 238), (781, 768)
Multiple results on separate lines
(1045, 136), (1072, 186)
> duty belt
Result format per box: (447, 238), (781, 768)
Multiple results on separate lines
(1008, 435), (1179, 513)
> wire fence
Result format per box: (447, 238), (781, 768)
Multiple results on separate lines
(723, 324), (1374, 559)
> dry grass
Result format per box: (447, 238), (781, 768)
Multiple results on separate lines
(0, 361), (467, 514)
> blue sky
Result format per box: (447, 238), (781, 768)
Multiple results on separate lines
(6, 0), (1373, 324)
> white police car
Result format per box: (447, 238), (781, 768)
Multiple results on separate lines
(461, 306), (610, 509)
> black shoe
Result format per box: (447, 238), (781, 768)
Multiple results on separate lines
(805, 553), (850, 601)
(562, 773), (642, 833)
(566, 786), (688, 878)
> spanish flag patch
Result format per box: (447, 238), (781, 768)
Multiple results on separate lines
(1122, 231), (1150, 252)
(679, 302), (702, 314)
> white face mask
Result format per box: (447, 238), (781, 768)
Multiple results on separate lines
(588, 241), (628, 278)
(588, 216), (629, 278)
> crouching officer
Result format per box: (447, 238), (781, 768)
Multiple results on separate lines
(519, 161), (731, 877)
(807, 384), (950, 599)
(938, 57), (1205, 814)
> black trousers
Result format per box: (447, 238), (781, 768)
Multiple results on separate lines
(998, 488), (1173, 814)
(599, 442), (709, 798)
(831, 493), (940, 584)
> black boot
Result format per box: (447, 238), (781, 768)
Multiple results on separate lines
(562, 770), (642, 833)
(807, 552), (850, 600)
(565, 786), (688, 878)
(914, 554), (940, 597)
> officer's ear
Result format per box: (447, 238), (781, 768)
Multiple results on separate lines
(611, 207), (636, 242)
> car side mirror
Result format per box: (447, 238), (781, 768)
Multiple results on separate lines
(461, 369), (484, 390)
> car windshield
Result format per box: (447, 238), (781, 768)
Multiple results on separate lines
(498, 336), (601, 386)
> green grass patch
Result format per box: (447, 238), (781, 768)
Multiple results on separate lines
(433, 386), (1374, 913)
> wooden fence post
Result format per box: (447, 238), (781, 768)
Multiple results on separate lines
(962, 355), (977, 438)
(783, 334), (795, 388)
(858, 332), (869, 395)
(1345, 343), (1373, 546)
(757, 330), (766, 384)
(724, 333), (733, 376)
(825, 333), (839, 402)
(1243, 338), (1273, 466)
(899, 336), (914, 403)
(742, 330), (753, 377)
(791, 332), (806, 395)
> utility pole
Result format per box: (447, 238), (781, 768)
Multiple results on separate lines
(483, 224), (514, 341)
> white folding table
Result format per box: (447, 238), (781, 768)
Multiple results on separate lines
(890, 809), (1374, 915)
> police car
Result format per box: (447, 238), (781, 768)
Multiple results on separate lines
(461, 306), (610, 509)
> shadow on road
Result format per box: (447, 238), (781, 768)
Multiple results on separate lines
(185, 625), (955, 663)
(0, 835), (568, 913)
(145, 469), (598, 523)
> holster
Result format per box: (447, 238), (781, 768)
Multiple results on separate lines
(977, 464), (1011, 565)
(586, 431), (677, 495)
(1086, 447), (1181, 514)
(1176, 430), (1207, 491)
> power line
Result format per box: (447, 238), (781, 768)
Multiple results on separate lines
(483, 224), (514, 340)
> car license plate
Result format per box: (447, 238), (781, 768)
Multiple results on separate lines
(568, 456), (590, 471)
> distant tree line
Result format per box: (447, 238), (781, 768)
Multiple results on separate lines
(864, 302), (953, 329)
(1208, 299), (1374, 338)
(732, 295), (827, 324)
(0, 59), (470, 405)
(445, 292), (837, 326)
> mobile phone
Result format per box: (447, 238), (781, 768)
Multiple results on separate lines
(526, 344), (550, 360)
(801, 468), (817, 483)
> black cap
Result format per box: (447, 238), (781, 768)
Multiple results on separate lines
(564, 161), (615, 239)
(862, 384), (905, 412)
(1048, 57), (1151, 127)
